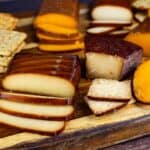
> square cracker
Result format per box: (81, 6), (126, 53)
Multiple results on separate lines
(0, 30), (27, 56)
(0, 13), (18, 30)
(0, 42), (26, 67)
(0, 66), (7, 74)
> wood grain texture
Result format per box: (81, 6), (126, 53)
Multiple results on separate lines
(104, 136), (150, 150)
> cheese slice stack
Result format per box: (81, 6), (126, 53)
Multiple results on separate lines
(34, 0), (84, 54)
(0, 53), (81, 134)
(85, 79), (132, 115)
(87, 0), (133, 38)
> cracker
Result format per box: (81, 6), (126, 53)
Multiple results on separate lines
(0, 42), (26, 67)
(0, 66), (7, 73)
(0, 30), (27, 56)
(0, 13), (18, 30)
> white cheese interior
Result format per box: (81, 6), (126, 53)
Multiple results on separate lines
(0, 99), (74, 117)
(86, 52), (123, 80)
(110, 30), (129, 35)
(0, 111), (64, 133)
(87, 26), (115, 34)
(92, 6), (133, 22)
(2, 74), (75, 98)
(88, 79), (131, 100)
(85, 97), (125, 115)
(91, 20), (131, 25)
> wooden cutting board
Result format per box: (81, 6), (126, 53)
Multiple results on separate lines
(0, 96), (150, 150)
(0, 6), (150, 150)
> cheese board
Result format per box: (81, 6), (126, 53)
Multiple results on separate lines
(0, 1), (150, 149)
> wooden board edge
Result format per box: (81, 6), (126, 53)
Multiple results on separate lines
(1, 104), (150, 150)
(2, 115), (150, 150)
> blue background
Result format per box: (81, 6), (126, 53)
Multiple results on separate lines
(0, 0), (92, 13)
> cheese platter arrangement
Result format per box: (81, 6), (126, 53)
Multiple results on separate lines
(0, 0), (150, 149)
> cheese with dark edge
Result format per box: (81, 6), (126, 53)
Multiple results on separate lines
(87, 79), (131, 101)
(0, 91), (75, 105)
(0, 99), (74, 120)
(89, 20), (131, 28)
(85, 97), (126, 116)
(0, 111), (65, 135)
(92, 0), (133, 22)
(85, 35), (143, 80)
(2, 54), (81, 98)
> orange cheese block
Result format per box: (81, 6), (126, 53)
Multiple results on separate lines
(35, 13), (78, 29)
(125, 19), (150, 56)
(133, 60), (150, 104)
(37, 32), (84, 44)
(37, 0), (79, 28)
(36, 23), (79, 38)
(148, 9), (150, 17)
(125, 33), (150, 56)
(39, 42), (84, 52)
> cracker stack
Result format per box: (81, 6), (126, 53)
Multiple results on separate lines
(0, 13), (18, 30)
(0, 30), (27, 73)
(34, 0), (84, 56)
(0, 54), (81, 135)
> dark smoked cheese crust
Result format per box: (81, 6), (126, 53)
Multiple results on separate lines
(6, 53), (81, 89)
(85, 36), (143, 59)
(93, 0), (131, 9)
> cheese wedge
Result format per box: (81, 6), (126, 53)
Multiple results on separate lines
(87, 79), (131, 101)
(85, 36), (143, 80)
(85, 97), (126, 115)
